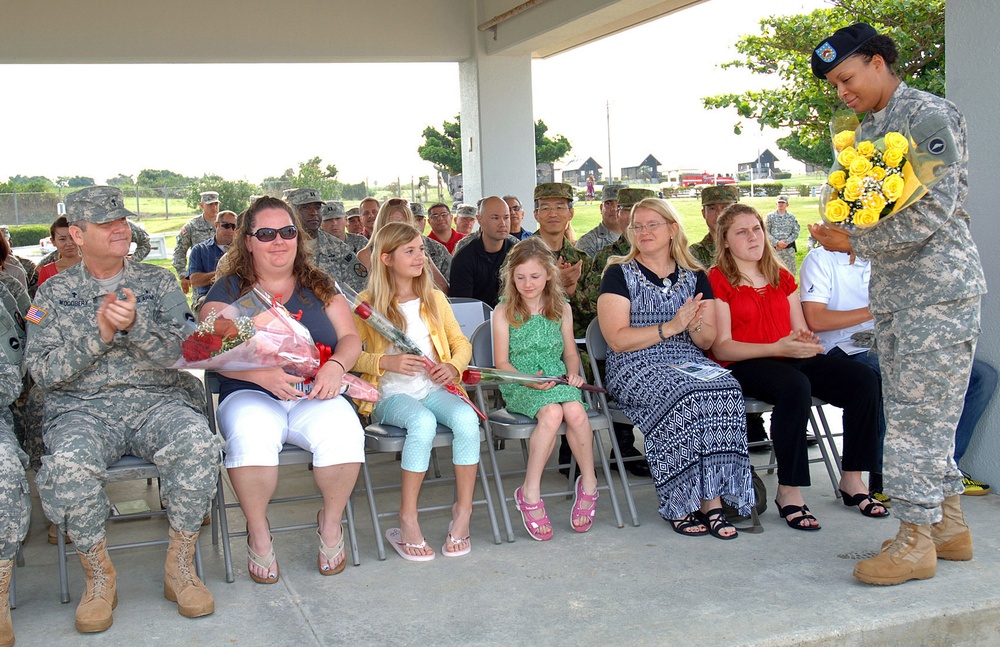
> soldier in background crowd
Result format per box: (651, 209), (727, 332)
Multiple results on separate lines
(504, 194), (534, 240)
(688, 185), (738, 268)
(27, 186), (220, 633)
(766, 195), (800, 272)
(0, 226), (38, 298)
(172, 190), (220, 294)
(286, 188), (370, 294)
(576, 184), (626, 258)
(359, 197), (380, 238)
(346, 207), (366, 237)
(323, 201), (368, 254)
(410, 202), (427, 235)
(455, 203), (477, 236)
(426, 203), (466, 254)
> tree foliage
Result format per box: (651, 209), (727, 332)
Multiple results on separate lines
(292, 157), (340, 199)
(57, 176), (96, 188)
(137, 168), (193, 187)
(702, 0), (945, 168)
(106, 174), (135, 187)
(185, 175), (262, 213)
(417, 116), (573, 180)
(7, 175), (53, 188)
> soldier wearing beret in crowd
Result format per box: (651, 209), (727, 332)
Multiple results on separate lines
(575, 184), (626, 259)
(808, 23), (987, 586)
(173, 190), (220, 293)
(27, 186), (221, 633)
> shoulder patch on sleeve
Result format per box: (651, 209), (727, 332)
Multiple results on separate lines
(25, 305), (46, 325)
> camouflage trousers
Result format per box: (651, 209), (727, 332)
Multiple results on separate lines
(0, 425), (29, 560)
(36, 399), (221, 552)
(875, 298), (978, 526)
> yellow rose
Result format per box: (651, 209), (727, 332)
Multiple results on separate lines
(843, 176), (865, 201)
(849, 156), (873, 177)
(883, 149), (904, 168)
(825, 199), (851, 223)
(884, 131), (909, 154)
(882, 174), (905, 201)
(856, 140), (876, 158)
(862, 190), (887, 214)
(837, 146), (858, 167)
(833, 130), (856, 152)
(868, 166), (887, 181)
(853, 208), (880, 228)
(828, 170), (847, 190)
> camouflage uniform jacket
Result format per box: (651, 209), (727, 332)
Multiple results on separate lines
(0, 298), (29, 560)
(345, 232), (369, 254)
(689, 233), (716, 270)
(25, 261), (201, 419)
(314, 230), (370, 294)
(172, 215), (217, 276)
(579, 235), (632, 330)
(576, 222), (622, 259)
(534, 234), (593, 339)
(15, 257), (38, 299)
(851, 82), (986, 317)
(424, 236), (452, 282)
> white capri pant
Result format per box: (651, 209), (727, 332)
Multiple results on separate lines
(217, 390), (366, 469)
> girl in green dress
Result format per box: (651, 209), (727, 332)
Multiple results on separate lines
(492, 238), (598, 541)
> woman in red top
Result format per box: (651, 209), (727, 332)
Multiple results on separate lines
(709, 204), (885, 530)
(37, 216), (82, 286)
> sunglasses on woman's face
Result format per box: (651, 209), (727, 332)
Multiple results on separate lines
(249, 225), (298, 242)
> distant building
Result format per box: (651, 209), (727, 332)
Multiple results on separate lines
(738, 149), (781, 179)
(621, 154), (661, 182)
(560, 157), (602, 185)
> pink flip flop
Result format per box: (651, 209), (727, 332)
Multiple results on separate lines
(385, 528), (435, 562)
(441, 521), (471, 557)
(570, 475), (599, 533)
(514, 486), (553, 541)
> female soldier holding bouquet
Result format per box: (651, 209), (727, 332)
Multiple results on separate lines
(808, 23), (987, 585)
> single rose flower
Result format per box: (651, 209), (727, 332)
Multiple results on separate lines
(854, 208), (880, 228)
(837, 146), (858, 167)
(462, 369), (482, 385)
(355, 302), (372, 319)
(882, 174), (906, 201)
(868, 166), (887, 182)
(856, 140), (876, 158)
(882, 149), (904, 168)
(843, 176), (865, 202)
(832, 130), (855, 153)
(861, 190), (887, 215)
(828, 170), (847, 190)
(213, 317), (239, 339)
(849, 156), (873, 178)
(884, 131), (909, 154)
(825, 199), (851, 223)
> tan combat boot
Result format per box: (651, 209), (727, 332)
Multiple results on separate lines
(0, 559), (14, 647)
(855, 521), (936, 585)
(75, 540), (117, 633)
(932, 495), (973, 561)
(163, 527), (214, 618)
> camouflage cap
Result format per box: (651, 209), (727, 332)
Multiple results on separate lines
(346, 207), (361, 218)
(200, 191), (220, 204)
(409, 202), (426, 217)
(323, 200), (346, 220)
(701, 185), (739, 206)
(65, 186), (137, 224)
(533, 182), (574, 202)
(616, 188), (655, 209)
(283, 187), (324, 206)
(455, 203), (477, 219)
(777, 195), (789, 203)
(602, 184), (626, 202)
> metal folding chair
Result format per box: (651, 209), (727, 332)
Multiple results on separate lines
(446, 297), (493, 341)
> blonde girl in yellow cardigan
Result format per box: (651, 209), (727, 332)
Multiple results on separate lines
(352, 222), (478, 561)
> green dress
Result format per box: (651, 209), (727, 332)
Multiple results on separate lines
(499, 315), (584, 418)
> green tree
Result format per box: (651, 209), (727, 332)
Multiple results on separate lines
(291, 157), (340, 199)
(185, 176), (262, 213)
(702, 0), (945, 168)
(417, 116), (573, 179)
(57, 176), (96, 188)
(106, 173), (135, 187)
(7, 175), (53, 188)
(137, 168), (192, 187)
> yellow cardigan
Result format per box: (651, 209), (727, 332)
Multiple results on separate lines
(351, 289), (472, 416)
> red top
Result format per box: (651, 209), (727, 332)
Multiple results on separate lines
(428, 229), (466, 254)
(37, 263), (59, 286)
(708, 267), (798, 366)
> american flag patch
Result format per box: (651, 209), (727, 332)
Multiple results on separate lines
(25, 305), (46, 325)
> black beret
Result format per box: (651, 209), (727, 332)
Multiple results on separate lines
(811, 22), (879, 79)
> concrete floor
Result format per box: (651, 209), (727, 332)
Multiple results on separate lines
(9, 413), (1000, 647)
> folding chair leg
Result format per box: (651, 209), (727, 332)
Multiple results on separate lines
(431, 447), (442, 479)
(361, 462), (386, 560)
(194, 536), (204, 580)
(57, 527), (70, 604)
(8, 547), (17, 609)
(592, 432), (625, 528)
(216, 473), (235, 584)
(475, 458), (503, 545)
(809, 407), (842, 495)
(815, 405), (843, 473)
(345, 497), (361, 567)
(603, 422), (640, 526)
(484, 425), (516, 543)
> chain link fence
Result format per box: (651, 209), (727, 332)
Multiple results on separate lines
(0, 186), (199, 226)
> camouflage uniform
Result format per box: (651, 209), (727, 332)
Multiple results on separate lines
(27, 187), (221, 552)
(314, 229), (369, 294)
(424, 236), (452, 281)
(15, 257), (38, 299)
(850, 83), (987, 526)
(0, 293), (30, 560)
(576, 184), (626, 258)
(45, 220), (153, 267)
(689, 185), (738, 269)
(0, 276), (44, 470)
(688, 234), (716, 269)
(765, 203), (799, 272)
(172, 216), (217, 276)
(345, 232), (368, 254)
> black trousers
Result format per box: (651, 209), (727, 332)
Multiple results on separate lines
(728, 355), (881, 486)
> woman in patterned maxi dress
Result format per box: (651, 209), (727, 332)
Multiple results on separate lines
(597, 198), (753, 539)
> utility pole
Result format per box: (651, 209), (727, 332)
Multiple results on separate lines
(606, 100), (613, 184)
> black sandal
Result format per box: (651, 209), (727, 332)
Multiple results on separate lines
(775, 500), (821, 531)
(669, 512), (708, 537)
(694, 508), (738, 540)
(839, 490), (890, 518)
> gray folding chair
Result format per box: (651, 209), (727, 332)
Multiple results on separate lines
(447, 297), (493, 341)
(469, 321), (625, 542)
(205, 373), (362, 584)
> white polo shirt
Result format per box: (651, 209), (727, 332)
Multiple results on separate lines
(798, 247), (874, 353)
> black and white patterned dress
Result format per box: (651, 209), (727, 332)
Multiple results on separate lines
(601, 260), (754, 520)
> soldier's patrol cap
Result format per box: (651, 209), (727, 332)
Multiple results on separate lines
(283, 188), (325, 207)
(346, 207), (361, 219)
(455, 204), (477, 219)
(200, 191), (220, 204)
(777, 195), (789, 203)
(701, 185), (739, 206)
(409, 202), (426, 217)
(533, 182), (574, 202)
(65, 186), (137, 224)
(616, 188), (655, 210)
(811, 23), (878, 79)
(323, 201), (346, 220)
(601, 184), (625, 203)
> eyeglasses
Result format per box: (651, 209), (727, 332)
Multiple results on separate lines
(219, 222), (237, 230)
(628, 222), (668, 234)
(428, 212), (451, 220)
(537, 204), (570, 214)
(509, 205), (523, 212)
(249, 225), (298, 242)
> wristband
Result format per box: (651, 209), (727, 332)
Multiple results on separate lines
(329, 358), (346, 372)
(657, 322), (666, 341)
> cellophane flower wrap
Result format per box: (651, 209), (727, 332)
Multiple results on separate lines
(462, 366), (606, 394)
(820, 111), (944, 232)
(337, 281), (485, 419)
(175, 286), (377, 401)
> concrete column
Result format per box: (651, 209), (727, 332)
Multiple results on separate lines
(947, 1), (1000, 484)
(459, 44), (536, 227)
